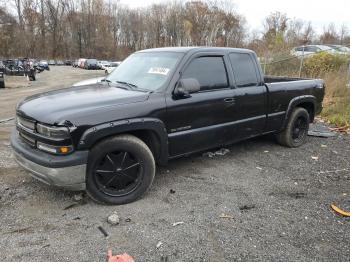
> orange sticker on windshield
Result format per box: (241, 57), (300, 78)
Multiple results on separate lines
(148, 67), (170, 75)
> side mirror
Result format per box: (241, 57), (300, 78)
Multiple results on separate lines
(174, 78), (200, 97)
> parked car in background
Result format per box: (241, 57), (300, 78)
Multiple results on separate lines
(56, 60), (65, 66)
(78, 58), (86, 68)
(85, 59), (98, 70)
(65, 60), (72, 66)
(3, 58), (36, 80)
(48, 60), (56, 65)
(72, 60), (79, 67)
(0, 69), (5, 88)
(105, 61), (121, 74)
(325, 44), (350, 54)
(0, 63), (4, 88)
(291, 45), (337, 57)
(39, 60), (50, 71)
(97, 60), (110, 70)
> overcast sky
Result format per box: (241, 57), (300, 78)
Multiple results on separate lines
(120, 0), (350, 33)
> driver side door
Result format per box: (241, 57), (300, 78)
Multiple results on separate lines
(165, 54), (235, 157)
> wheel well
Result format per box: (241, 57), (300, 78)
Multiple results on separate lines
(296, 102), (315, 122)
(88, 129), (162, 164)
(127, 130), (161, 163)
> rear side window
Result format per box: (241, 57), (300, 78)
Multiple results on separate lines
(229, 53), (259, 88)
(182, 56), (228, 91)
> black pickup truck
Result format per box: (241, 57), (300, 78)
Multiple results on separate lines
(11, 47), (325, 204)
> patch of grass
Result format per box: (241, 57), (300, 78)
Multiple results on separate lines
(321, 71), (350, 130)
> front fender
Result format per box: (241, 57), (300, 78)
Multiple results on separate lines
(78, 118), (169, 164)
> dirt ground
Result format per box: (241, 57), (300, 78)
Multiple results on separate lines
(0, 67), (349, 261)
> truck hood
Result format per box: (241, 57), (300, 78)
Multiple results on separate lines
(17, 84), (150, 125)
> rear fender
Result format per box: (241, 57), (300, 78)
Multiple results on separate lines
(282, 95), (316, 130)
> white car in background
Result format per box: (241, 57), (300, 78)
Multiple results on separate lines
(104, 61), (122, 74)
(291, 45), (337, 57)
(97, 60), (110, 70)
(325, 45), (350, 54)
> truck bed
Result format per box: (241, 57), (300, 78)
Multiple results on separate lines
(264, 75), (310, 83)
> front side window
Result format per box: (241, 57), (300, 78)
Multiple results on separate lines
(181, 56), (228, 91)
(229, 53), (259, 88)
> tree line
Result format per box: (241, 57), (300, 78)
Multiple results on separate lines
(0, 0), (349, 60)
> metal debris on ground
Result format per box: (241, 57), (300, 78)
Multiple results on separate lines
(107, 250), (135, 262)
(308, 123), (336, 137)
(239, 204), (256, 211)
(98, 226), (109, 238)
(73, 193), (84, 202)
(311, 156), (319, 160)
(169, 189), (176, 194)
(219, 213), (234, 219)
(125, 218), (131, 222)
(63, 203), (79, 210)
(331, 204), (350, 217)
(215, 148), (230, 156)
(107, 212), (120, 225)
(256, 167), (263, 170)
(202, 152), (215, 158)
(0, 117), (15, 124)
(202, 148), (230, 158)
(172, 221), (184, 226)
(156, 241), (163, 249)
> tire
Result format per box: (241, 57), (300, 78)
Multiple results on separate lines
(276, 107), (310, 147)
(86, 134), (155, 205)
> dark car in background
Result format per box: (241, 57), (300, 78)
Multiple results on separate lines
(85, 59), (98, 70)
(39, 60), (50, 71)
(0, 61), (4, 88)
(65, 60), (72, 66)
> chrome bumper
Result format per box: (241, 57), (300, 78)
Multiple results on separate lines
(14, 151), (86, 191)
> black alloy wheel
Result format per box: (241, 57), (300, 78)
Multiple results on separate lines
(94, 151), (142, 197)
(86, 134), (155, 205)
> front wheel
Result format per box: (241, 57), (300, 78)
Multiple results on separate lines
(86, 135), (155, 205)
(276, 107), (310, 147)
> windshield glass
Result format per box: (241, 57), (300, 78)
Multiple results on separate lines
(107, 52), (183, 91)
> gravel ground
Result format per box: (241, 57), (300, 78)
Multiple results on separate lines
(0, 67), (349, 261)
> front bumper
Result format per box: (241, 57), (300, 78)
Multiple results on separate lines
(11, 130), (88, 190)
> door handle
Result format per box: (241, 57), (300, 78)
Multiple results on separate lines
(224, 97), (235, 103)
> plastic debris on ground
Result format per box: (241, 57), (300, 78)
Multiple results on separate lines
(108, 250), (135, 262)
(202, 148), (230, 158)
(331, 204), (350, 217)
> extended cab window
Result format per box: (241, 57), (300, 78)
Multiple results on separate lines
(182, 56), (228, 91)
(229, 53), (259, 88)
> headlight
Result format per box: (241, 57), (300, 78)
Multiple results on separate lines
(37, 142), (73, 155)
(36, 123), (70, 139)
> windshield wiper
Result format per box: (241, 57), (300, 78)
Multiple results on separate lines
(115, 81), (150, 92)
(102, 79), (129, 90)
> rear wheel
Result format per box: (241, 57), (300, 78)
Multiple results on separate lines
(276, 107), (309, 147)
(86, 135), (155, 205)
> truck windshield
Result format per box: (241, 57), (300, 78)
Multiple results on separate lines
(106, 52), (183, 91)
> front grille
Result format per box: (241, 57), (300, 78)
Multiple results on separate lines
(17, 116), (36, 147)
(19, 132), (36, 147)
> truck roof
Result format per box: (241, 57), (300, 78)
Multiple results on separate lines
(138, 46), (255, 55)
